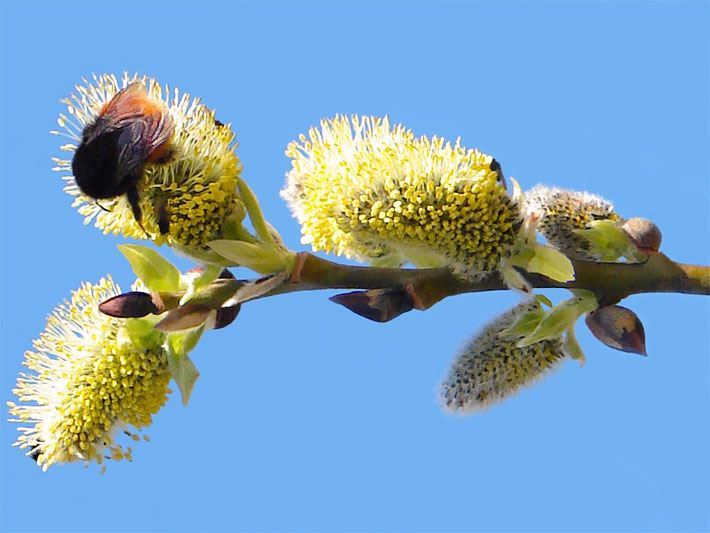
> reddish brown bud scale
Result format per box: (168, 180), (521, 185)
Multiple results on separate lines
(585, 305), (647, 356)
(330, 288), (414, 323)
(622, 218), (662, 252)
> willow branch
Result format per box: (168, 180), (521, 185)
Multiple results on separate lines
(262, 252), (710, 309)
(147, 252), (708, 323)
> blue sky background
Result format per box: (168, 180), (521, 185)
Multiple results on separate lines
(1, 2), (708, 532)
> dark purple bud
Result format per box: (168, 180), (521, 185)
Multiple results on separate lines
(330, 288), (414, 323)
(99, 291), (161, 318)
(585, 305), (647, 356)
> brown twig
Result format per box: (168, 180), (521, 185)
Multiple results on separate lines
(145, 252), (708, 319)
(259, 252), (710, 309)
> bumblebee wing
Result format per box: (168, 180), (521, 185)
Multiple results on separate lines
(83, 83), (148, 143)
(109, 82), (174, 158)
(86, 82), (173, 166)
(143, 108), (174, 160)
(102, 83), (148, 126)
(115, 120), (150, 179)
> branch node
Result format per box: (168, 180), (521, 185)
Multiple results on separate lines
(289, 252), (309, 283)
(404, 282), (428, 310)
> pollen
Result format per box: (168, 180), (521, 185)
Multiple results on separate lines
(53, 73), (243, 246)
(7, 277), (170, 471)
(282, 115), (523, 279)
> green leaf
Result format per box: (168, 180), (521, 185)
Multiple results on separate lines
(180, 265), (222, 305)
(562, 326), (586, 365)
(500, 263), (532, 293)
(518, 292), (598, 346)
(575, 220), (632, 261)
(237, 177), (276, 247)
(500, 307), (546, 339)
(171, 242), (234, 267)
(186, 265), (223, 290)
(534, 294), (553, 308)
(509, 244), (575, 282)
(394, 242), (447, 269)
(368, 252), (406, 268)
(167, 325), (206, 356)
(165, 326), (205, 406)
(166, 346), (200, 406)
(208, 240), (295, 274)
(120, 316), (163, 345)
(118, 244), (181, 293)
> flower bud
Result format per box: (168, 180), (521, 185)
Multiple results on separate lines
(622, 218), (662, 252)
(441, 301), (568, 413)
(585, 305), (647, 355)
(525, 185), (623, 260)
(99, 291), (161, 318)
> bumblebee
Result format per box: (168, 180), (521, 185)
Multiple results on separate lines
(71, 82), (173, 232)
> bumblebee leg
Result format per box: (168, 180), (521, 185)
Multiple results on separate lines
(125, 180), (147, 236)
(154, 197), (170, 235)
(29, 443), (42, 462)
(490, 158), (507, 189)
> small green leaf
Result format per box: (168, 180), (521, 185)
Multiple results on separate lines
(509, 244), (575, 282)
(500, 307), (546, 339)
(116, 316), (163, 349)
(165, 326), (205, 406)
(180, 265), (223, 304)
(534, 294), (553, 308)
(118, 244), (181, 293)
(394, 242), (446, 269)
(575, 220), (632, 261)
(171, 242), (234, 267)
(185, 265), (223, 290)
(562, 326), (586, 366)
(208, 240), (295, 274)
(167, 325), (206, 356)
(237, 177), (276, 247)
(500, 263), (532, 293)
(518, 292), (598, 346)
(122, 317), (163, 344)
(368, 252), (406, 268)
(166, 347), (200, 406)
